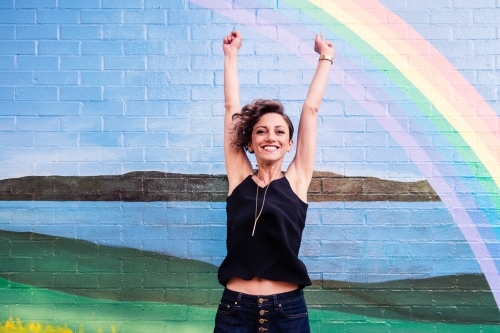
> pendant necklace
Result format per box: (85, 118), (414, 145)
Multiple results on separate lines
(252, 175), (270, 237)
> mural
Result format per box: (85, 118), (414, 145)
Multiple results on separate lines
(1, 0), (500, 332)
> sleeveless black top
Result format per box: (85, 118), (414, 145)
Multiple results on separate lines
(217, 174), (311, 287)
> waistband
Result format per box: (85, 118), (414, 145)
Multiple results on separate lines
(221, 287), (304, 305)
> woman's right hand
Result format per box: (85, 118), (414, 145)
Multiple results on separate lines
(222, 30), (242, 55)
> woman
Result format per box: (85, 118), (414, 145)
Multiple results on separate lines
(215, 30), (334, 333)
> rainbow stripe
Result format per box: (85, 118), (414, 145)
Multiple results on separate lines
(187, 0), (500, 309)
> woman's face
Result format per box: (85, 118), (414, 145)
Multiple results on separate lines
(247, 113), (293, 164)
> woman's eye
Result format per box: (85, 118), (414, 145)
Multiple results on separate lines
(256, 130), (265, 134)
(277, 130), (285, 134)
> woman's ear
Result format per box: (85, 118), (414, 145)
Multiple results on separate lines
(247, 142), (254, 153)
(287, 139), (293, 152)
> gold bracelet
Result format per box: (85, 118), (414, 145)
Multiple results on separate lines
(319, 54), (333, 64)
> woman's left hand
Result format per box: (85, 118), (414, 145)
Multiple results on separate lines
(314, 33), (335, 57)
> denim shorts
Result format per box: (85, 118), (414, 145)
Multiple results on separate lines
(213, 287), (310, 333)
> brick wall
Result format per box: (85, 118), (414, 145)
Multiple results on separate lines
(1, 1), (499, 332)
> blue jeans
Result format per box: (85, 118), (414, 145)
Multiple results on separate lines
(214, 288), (310, 333)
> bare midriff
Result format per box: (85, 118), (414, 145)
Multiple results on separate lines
(226, 277), (299, 295)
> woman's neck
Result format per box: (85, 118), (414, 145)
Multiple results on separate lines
(254, 165), (283, 186)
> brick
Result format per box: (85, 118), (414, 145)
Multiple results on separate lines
(82, 101), (123, 115)
(168, 132), (211, 147)
(0, 87), (14, 100)
(57, 147), (101, 162)
(38, 41), (80, 55)
(148, 25), (188, 40)
(430, 10), (473, 24)
(323, 148), (365, 162)
(104, 87), (145, 101)
(429, 41), (473, 55)
(60, 25), (102, 40)
(454, 0), (495, 6)
(168, 101), (219, 116)
(145, 148), (188, 162)
(59, 0), (100, 8)
(0, 71), (32, 85)
(473, 8), (500, 23)
(167, 41), (211, 55)
(148, 55), (189, 70)
(103, 25), (145, 40)
(0, 26), (15, 38)
(16, 87), (58, 101)
(0, 101), (78, 116)
(37, 9), (79, 23)
(80, 132), (121, 147)
(60, 56), (102, 70)
(80, 10), (122, 24)
(34, 71), (78, 85)
(344, 133), (387, 147)
(38, 161), (80, 175)
(321, 117), (366, 132)
(473, 40), (500, 55)
(60, 87), (102, 101)
(169, 70), (212, 85)
(123, 10), (166, 24)
(0, 41), (35, 55)
(16, 25), (58, 40)
(17, 116), (59, 131)
(100, 147), (144, 161)
(4, 147), (57, 162)
(0, 132), (35, 146)
(104, 56), (145, 70)
(0, 116), (15, 130)
(60, 116), (102, 131)
(82, 41), (123, 54)
(0, 1), (13, 8)
(16, 0), (56, 8)
(81, 71), (123, 86)
(125, 71), (168, 86)
(0, 9), (35, 23)
(146, 116), (188, 131)
(145, 0), (183, 9)
(17, 55), (58, 69)
(102, 0), (143, 9)
(259, 70), (301, 85)
(408, 25), (452, 40)
(35, 132), (78, 147)
(103, 117), (146, 132)
(123, 132), (165, 147)
(125, 101), (167, 115)
(168, 9), (210, 24)
(124, 41), (165, 55)
(190, 148), (224, 162)
(148, 86), (190, 101)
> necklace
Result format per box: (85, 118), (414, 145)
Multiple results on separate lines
(252, 179), (271, 237)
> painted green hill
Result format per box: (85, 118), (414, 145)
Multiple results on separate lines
(1, 229), (497, 324)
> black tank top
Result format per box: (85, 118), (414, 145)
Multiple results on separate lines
(217, 174), (311, 287)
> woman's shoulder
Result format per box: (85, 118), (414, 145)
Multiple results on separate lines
(227, 173), (253, 198)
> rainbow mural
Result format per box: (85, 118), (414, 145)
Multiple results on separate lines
(188, 0), (500, 307)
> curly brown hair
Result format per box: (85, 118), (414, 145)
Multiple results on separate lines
(231, 99), (294, 153)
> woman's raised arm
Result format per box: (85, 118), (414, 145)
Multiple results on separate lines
(222, 31), (253, 194)
(287, 33), (335, 202)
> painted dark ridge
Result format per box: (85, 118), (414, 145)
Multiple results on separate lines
(1, 230), (497, 323)
(0, 171), (439, 202)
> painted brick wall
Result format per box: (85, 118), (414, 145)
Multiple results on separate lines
(1, 0), (500, 332)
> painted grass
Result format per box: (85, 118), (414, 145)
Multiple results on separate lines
(1, 279), (499, 333)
